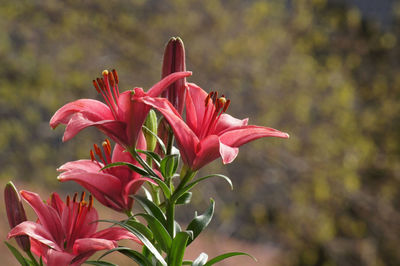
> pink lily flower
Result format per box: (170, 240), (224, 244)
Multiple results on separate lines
(57, 136), (152, 213)
(50, 69), (191, 148)
(139, 83), (289, 170)
(8, 191), (140, 266)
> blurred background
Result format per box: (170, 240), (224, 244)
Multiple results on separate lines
(1, 0), (400, 265)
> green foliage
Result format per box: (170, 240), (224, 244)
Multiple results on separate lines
(1, 0), (400, 265)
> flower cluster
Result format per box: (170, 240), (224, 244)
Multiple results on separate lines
(5, 37), (288, 266)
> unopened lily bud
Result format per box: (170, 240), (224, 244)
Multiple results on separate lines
(143, 109), (158, 152)
(4, 181), (30, 252)
(161, 37), (187, 114)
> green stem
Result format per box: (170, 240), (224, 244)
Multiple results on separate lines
(125, 209), (134, 217)
(27, 250), (39, 266)
(166, 200), (175, 237)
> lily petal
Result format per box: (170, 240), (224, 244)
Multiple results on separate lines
(50, 99), (113, 128)
(219, 125), (289, 147)
(8, 221), (61, 251)
(91, 227), (141, 244)
(20, 191), (64, 247)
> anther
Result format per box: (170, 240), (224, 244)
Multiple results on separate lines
(66, 195), (70, 206)
(80, 191), (86, 202)
(102, 69), (109, 76)
(212, 91), (218, 103)
(88, 195), (93, 210)
(223, 99), (231, 112)
(112, 69), (119, 84)
(73, 192), (78, 203)
(102, 140), (111, 156)
(96, 78), (105, 90)
(90, 150), (95, 161)
(108, 72), (115, 87)
(93, 80), (101, 93)
(205, 94), (211, 107)
(93, 144), (102, 158)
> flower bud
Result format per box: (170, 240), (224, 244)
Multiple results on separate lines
(143, 109), (158, 152)
(4, 181), (30, 251)
(161, 37), (187, 114)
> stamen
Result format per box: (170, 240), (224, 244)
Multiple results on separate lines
(108, 72), (115, 87)
(73, 192), (78, 203)
(80, 191), (86, 202)
(212, 91), (218, 103)
(90, 150), (95, 161)
(112, 69), (119, 84)
(93, 80), (100, 93)
(66, 195), (70, 206)
(223, 99), (231, 112)
(88, 195), (93, 210)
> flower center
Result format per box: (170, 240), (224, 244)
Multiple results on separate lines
(92, 69), (120, 120)
(198, 91), (231, 139)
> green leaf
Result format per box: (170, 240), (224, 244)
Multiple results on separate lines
(142, 125), (167, 154)
(84, 261), (117, 266)
(136, 213), (172, 252)
(98, 220), (167, 266)
(186, 199), (215, 245)
(98, 247), (152, 266)
(137, 149), (162, 164)
(125, 219), (154, 240)
(193, 253), (208, 266)
(167, 231), (192, 266)
(4, 241), (29, 266)
(172, 174), (232, 203)
(160, 154), (179, 179)
(176, 192), (192, 205)
(101, 162), (149, 176)
(143, 177), (171, 199)
(182, 261), (193, 265)
(203, 252), (257, 266)
(134, 195), (167, 226)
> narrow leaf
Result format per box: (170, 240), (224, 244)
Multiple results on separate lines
(176, 192), (192, 205)
(143, 125), (167, 154)
(134, 195), (167, 226)
(85, 261), (117, 266)
(143, 177), (171, 199)
(168, 231), (191, 266)
(172, 174), (232, 203)
(98, 220), (167, 266)
(101, 162), (149, 176)
(186, 199), (215, 245)
(160, 154), (179, 179)
(203, 252), (256, 266)
(4, 241), (29, 266)
(98, 247), (152, 266)
(136, 213), (172, 252)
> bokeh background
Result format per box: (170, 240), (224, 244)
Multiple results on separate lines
(1, 0), (400, 265)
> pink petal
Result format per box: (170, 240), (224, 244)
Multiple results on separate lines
(8, 221), (61, 251)
(219, 142), (239, 164)
(147, 71), (192, 97)
(63, 113), (127, 144)
(214, 114), (249, 135)
(45, 249), (75, 266)
(48, 193), (65, 217)
(139, 96), (199, 167)
(50, 99), (113, 128)
(58, 160), (102, 173)
(91, 227), (142, 244)
(191, 135), (221, 170)
(20, 191), (64, 247)
(73, 238), (117, 254)
(219, 125), (289, 147)
(186, 82), (209, 134)
(57, 170), (124, 209)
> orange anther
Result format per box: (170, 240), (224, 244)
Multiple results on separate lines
(112, 69), (119, 84)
